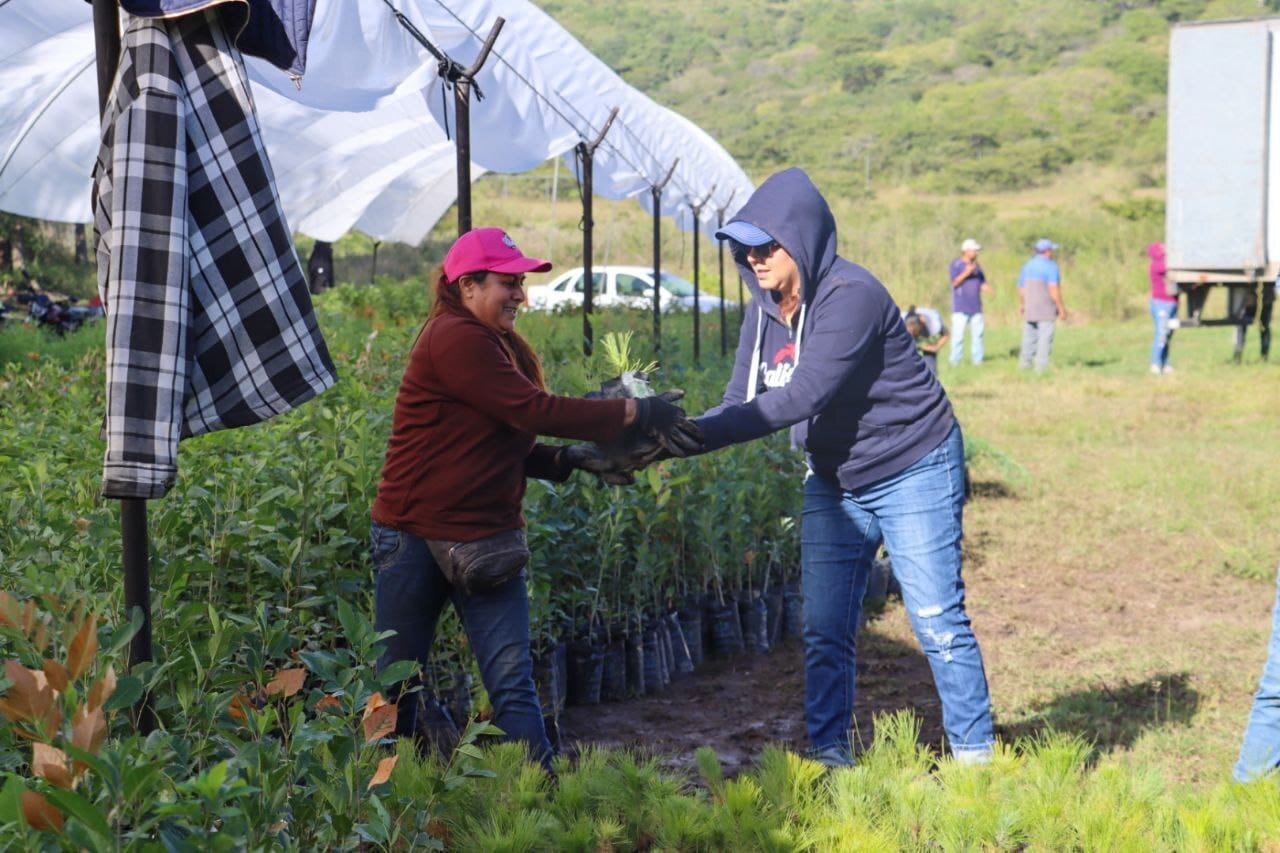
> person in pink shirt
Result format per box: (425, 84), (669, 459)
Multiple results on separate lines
(1148, 242), (1178, 374)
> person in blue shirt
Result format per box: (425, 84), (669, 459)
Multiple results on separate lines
(1017, 239), (1068, 370)
(948, 238), (992, 366)
(687, 168), (996, 767)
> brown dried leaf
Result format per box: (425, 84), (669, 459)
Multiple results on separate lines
(366, 755), (398, 789)
(32, 743), (73, 790)
(21, 791), (63, 832)
(31, 621), (48, 655)
(72, 705), (107, 758)
(268, 820), (288, 833)
(21, 600), (35, 637)
(264, 668), (305, 699)
(362, 691), (387, 720)
(0, 591), (16, 629)
(315, 694), (342, 713)
(228, 691), (252, 723)
(41, 660), (69, 693)
(41, 703), (62, 742)
(0, 660), (54, 723)
(65, 614), (98, 680)
(362, 703), (397, 743)
(87, 665), (116, 711)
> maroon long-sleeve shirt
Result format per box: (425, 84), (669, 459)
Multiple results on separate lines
(371, 311), (626, 542)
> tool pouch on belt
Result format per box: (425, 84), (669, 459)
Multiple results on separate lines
(426, 529), (529, 595)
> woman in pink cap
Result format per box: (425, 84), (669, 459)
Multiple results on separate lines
(368, 228), (695, 768)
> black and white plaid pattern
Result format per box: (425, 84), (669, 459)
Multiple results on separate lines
(94, 10), (337, 500)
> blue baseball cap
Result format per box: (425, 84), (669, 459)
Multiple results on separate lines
(715, 220), (774, 247)
(1034, 238), (1059, 252)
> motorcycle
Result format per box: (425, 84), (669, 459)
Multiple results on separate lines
(27, 293), (103, 335)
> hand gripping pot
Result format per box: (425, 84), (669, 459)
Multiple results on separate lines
(426, 529), (529, 595)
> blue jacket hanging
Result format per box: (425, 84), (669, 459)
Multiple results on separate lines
(118, 0), (316, 77)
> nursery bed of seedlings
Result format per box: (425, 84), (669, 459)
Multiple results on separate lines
(2, 280), (1279, 848)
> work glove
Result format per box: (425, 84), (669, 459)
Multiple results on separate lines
(630, 390), (705, 458)
(561, 443), (636, 486)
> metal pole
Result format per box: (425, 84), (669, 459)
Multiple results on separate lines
(580, 144), (594, 355)
(692, 213), (700, 365)
(451, 19), (505, 235)
(578, 108), (618, 357)
(121, 501), (154, 733)
(651, 186), (662, 359)
(717, 209), (727, 357)
(370, 241), (380, 284)
(92, 0), (121, 117)
(95, 0), (155, 735)
(454, 88), (473, 234)
(650, 160), (678, 360)
(714, 190), (737, 358)
(688, 187), (714, 366)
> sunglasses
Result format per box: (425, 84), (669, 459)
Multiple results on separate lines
(732, 240), (780, 260)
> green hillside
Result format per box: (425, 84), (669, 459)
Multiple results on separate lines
(541, 0), (1278, 195)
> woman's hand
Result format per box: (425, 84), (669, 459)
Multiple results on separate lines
(561, 444), (635, 485)
(632, 390), (705, 457)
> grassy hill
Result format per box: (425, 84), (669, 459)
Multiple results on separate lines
(541, 0), (1275, 196)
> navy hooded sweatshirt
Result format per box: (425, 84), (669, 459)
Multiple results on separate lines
(695, 168), (956, 490)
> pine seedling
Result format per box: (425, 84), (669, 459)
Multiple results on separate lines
(695, 746), (725, 800)
(753, 745), (828, 823)
(598, 331), (658, 379)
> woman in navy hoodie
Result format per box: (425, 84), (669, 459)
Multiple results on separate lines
(695, 169), (995, 766)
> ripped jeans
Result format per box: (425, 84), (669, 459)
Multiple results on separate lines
(800, 423), (995, 760)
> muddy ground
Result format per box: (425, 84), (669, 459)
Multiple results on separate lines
(559, 615), (944, 777)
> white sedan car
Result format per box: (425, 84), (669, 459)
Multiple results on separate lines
(525, 265), (736, 313)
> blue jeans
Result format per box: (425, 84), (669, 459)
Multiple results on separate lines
(1150, 298), (1177, 368)
(950, 312), (985, 365)
(1236, 565), (1280, 782)
(370, 521), (552, 766)
(800, 424), (994, 759)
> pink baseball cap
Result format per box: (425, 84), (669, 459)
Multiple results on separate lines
(442, 227), (552, 281)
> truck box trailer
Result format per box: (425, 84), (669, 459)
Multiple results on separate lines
(1166, 17), (1277, 358)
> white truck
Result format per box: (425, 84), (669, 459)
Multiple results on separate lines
(1166, 17), (1279, 359)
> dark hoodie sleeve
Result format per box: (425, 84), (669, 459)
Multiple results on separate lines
(694, 283), (880, 451)
(701, 300), (761, 418)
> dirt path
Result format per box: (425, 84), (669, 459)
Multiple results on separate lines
(559, 627), (943, 777)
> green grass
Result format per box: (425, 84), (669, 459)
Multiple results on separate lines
(393, 711), (1280, 850)
(0, 321), (102, 369)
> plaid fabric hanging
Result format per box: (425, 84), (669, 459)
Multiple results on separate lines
(93, 9), (337, 500)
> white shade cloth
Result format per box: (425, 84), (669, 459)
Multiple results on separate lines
(0, 0), (752, 245)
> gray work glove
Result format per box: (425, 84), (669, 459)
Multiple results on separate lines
(562, 443), (636, 486)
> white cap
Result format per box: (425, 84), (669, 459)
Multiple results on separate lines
(961, 238), (982, 252)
